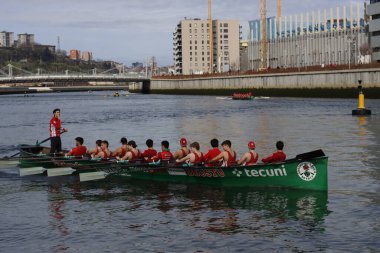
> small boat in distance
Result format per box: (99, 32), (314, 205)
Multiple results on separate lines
(232, 92), (253, 100)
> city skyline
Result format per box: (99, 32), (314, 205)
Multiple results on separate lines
(1, 0), (365, 65)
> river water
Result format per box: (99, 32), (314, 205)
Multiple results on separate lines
(0, 92), (379, 252)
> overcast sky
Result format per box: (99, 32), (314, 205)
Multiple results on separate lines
(1, 0), (366, 66)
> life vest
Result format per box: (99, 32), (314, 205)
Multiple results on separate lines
(246, 151), (258, 166)
(223, 151), (236, 167)
(193, 152), (204, 165)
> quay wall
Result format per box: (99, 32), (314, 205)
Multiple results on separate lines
(138, 68), (380, 98)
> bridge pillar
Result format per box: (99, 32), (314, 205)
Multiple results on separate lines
(142, 80), (151, 94)
(7, 64), (13, 77)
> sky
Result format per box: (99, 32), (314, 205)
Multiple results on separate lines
(1, 0), (365, 66)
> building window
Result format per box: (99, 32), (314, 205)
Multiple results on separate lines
(195, 46), (198, 50)
(220, 40), (223, 44)
(202, 51), (205, 55)
(195, 29), (198, 33)
(190, 52), (193, 55)
(207, 35), (210, 39)
(189, 24), (192, 28)
(224, 40), (228, 44)
(195, 63), (198, 67)
(202, 46), (205, 50)
(195, 40), (198, 44)
(190, 41), (192, 44)
(190, 35), (192, 39)
(224, 23), (228, 27)
(202, 29), (204, 33)
(224, 29), (228, 33)
(202, 40), (204, 44)
(195, 35), (198, 39)
(207, 52), (210, 55)
(202, 57), (205, 61)
(224, 57), (229, 61)
(195, 52), (197, 56)
(201, 23), (204, 28)
(194, 23), (197, 27)
(220, 35), (223, 38)
(190, 57), (193, 61)
(220, 24), (222, 27)
(224, 46), (229, 50)
(224, 35), (228, 38)
(220, 29), (223, 33)
(190, 29), (192, 33)
(190, 46), (192, 50)
(195, 57), (198, 61)
(202, 35), (204, 39)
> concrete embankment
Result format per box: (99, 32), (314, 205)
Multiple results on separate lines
(0, 85), (129, 95)
(140, 68), (380, 98)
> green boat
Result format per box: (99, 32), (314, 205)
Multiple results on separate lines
(18, 145), (328, 191)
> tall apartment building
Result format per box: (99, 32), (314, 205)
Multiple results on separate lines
(69, 49), (80, 61)
(174, 19), (240, 75)
(81, 51), (93, 62)
(368, 0), (380, 62)
(0, 31), (14, 47)
(18, 33), (35, 47)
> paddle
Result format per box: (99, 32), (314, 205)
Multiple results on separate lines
(295, 150), (326, 160)
(19, 167), (47, 177)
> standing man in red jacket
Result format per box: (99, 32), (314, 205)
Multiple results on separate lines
(50, 108), (67, 154)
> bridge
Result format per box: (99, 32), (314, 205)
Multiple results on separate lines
(0, 64), (151, 84)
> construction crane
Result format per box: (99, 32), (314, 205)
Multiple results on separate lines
(260, 0), (268, 69)
(208, 0), (213, 73)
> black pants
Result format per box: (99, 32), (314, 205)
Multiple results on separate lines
(50, 137), (62, 154)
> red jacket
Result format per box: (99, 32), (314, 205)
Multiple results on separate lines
(69, 146), (87, 156)
(204, 148), (221, 166)
(50, 116), (61, 137)
(142, 149), (158, 163)
(262, 151), (286, 164)
(156, 151), (173, 162)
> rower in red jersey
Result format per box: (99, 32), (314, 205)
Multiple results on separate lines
(112, 137), (128, 157)
(87, 140), (102, 156)
(209, 140), (236, 167)
(142, 139), (158, 163)
(66, 137), (87, 157)
(204, 139), (222, 167)
(262, 141), (286, 164)
(153, 140), (174, 164)
(176, 142), (204, 165)
(117, 140), (141, 163)
(237, 141), (259, 166)
(173, 138), (190, 161)
(92, 140), (111, 160)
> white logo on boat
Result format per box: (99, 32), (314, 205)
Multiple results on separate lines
(232, 169), (243, 177)
(297, 162), (317, 181)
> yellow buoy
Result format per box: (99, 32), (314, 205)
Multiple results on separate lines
(352, 80), (371, 116)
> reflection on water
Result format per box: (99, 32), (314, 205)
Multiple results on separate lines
(47, 180), (329, 238)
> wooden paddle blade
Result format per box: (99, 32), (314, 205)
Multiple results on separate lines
(47, 167), (76, 177)
(0, 160), (19, 167)
(80, 171), (107, 182)
(19, 167), (46, 176)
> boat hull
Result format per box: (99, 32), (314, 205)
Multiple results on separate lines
(101, 157), (328, 191)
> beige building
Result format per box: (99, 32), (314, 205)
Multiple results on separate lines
(0, 31), (14, 47)
(18, 33), (35, 47)
(81, 51), (93, 62)
(174, 19), (240, 75)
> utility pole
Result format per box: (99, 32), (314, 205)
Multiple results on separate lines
(208, 0), (213, 73)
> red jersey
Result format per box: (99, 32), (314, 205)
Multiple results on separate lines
(130, 149), (141, 162)
(102, 149), (111, 160)
(223, 151), (236, 167)
(69, 146), (87, 156)
(120, 146), (127, 157)
(204, 148), (222, 166)
(142, 149), (158, 163)
(50, 116), (61, 137)
(157, 151), (173, 162)
(262, 151), (286, 164)
(246, 151), (259, 166)
(193, 152), (204, 165)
